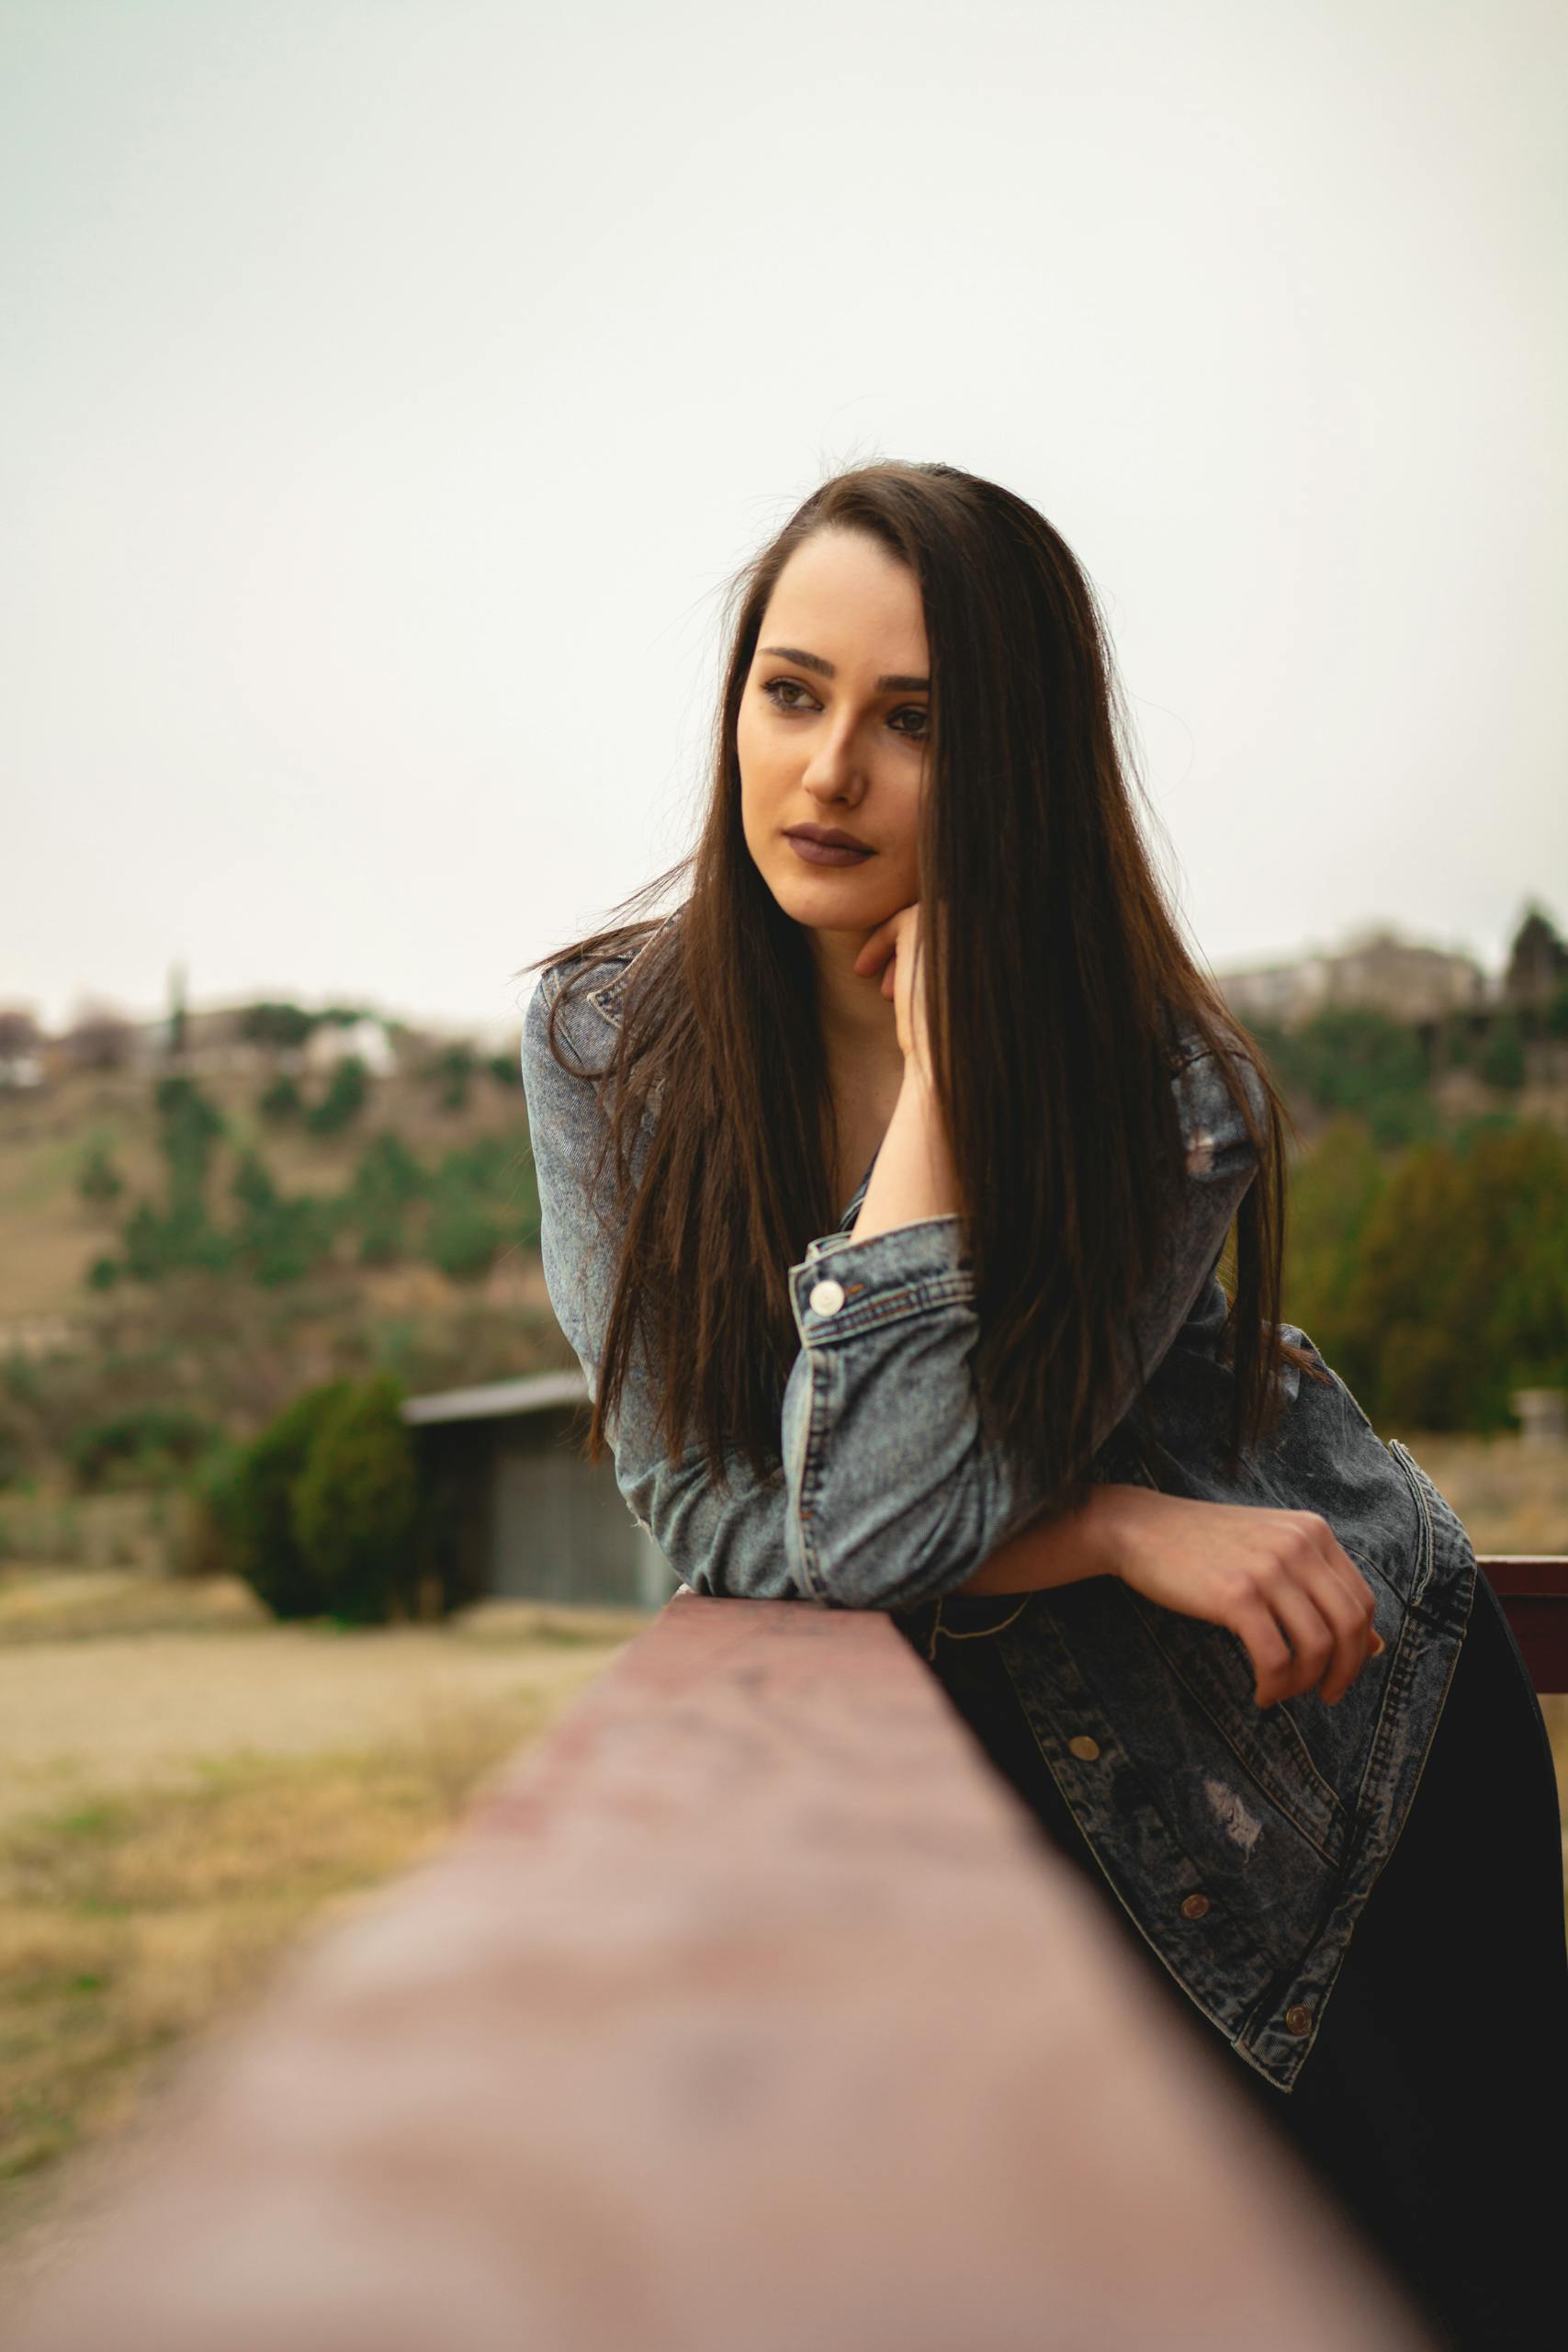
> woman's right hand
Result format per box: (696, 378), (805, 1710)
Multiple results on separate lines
(1097, 1483), (1383, 1709)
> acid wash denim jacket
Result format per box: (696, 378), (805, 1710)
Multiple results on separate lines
(521, 916), (1477, 2094)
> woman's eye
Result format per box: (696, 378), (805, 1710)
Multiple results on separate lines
(761, 677), (927, 738)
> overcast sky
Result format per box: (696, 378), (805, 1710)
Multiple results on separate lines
(4, 0), (1563, 1045)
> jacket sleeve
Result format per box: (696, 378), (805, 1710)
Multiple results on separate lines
(780, 1045), (1268, 1611)
(522, 965), (803, 1602)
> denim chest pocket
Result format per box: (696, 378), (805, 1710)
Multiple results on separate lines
(1382, 1436), (1443, 1613)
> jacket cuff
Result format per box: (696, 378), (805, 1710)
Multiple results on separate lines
(788, 1216), (976, 1347)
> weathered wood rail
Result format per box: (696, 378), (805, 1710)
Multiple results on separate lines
(1481, 1555), (1568, 1691)
(4, 1584), (1464, 2351)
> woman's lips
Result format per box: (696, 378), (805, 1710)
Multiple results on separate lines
(785, 834), (873, 867)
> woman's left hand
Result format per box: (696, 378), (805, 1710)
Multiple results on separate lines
(852, 902), (933, 1085)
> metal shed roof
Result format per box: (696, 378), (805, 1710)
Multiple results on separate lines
(400, 1369), (590, 1427)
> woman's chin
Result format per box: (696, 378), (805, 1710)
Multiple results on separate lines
(769, 866), (904, 932)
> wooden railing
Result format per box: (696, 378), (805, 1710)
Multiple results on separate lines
(1480, 1557), (1568, 1692)
(7, 1590), (1445, 2350)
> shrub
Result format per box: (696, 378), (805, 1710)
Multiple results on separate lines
(426, 1193), (502, 1281)
(428, 1044), (476, 1114)
(67, 1404), (220, 1492)
(76, 1143), (127, 1211)
(170, 1435), (252, 1577)
(291, 1374), (426, 1624)
(304, 1057), (369, 1136)
(257, 1074), (302, 1124)
(240, 1001), (314, 1050)
(1337, 1121), (1568, 1428)
(1477, 1013), (1526, 1091)
(1266, 1008), (1436, 1149)
(222, 1379), (354, 1618)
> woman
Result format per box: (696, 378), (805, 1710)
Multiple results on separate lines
(520, 461), (1567, 2346)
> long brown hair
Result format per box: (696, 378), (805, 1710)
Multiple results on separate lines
(520, 460), (1314, 1518)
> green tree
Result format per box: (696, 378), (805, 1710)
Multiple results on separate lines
(118, 1077), (233, 1275)
(423, 1136), (516, 1279)
(1281, 1116), (1387, 1350)
(240, 1002), (315, 1051)
(429, 1044), (476, 1114)
(291, 1374), (425, 1623)
(221, 1379), (355, 1618)
(1337, 1123), (1568, 1429)
(67, 1405), (220, 1492)
(1287, 1007), (1437, 1149)
(344, 1133), (425, 1267)
(1477, 1013), (1526, 1091)
(76, 1141), (126, 1215)
(257, 1074), (302, 1125)
(228, 1150), (342, 1285)
(304, 1057), (369, 1136)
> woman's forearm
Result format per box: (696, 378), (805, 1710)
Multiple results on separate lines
(852, 1063), (962, 1242)
(953, 1483), (1136, 1594)
(841, 1058), (1132, 1603)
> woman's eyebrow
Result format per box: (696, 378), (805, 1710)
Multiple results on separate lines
(759, 644), (930, 693)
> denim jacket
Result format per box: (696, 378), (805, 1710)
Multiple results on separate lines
(521, 915), (1477, 2093)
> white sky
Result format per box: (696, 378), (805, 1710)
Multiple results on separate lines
(3, 0), (1563, 1044)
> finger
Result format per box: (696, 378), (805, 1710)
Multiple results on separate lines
(852, 921), (897, 976)
(1231, 1601), (1295, 1710)
(1303, 1529), (1383, 1686)
(1253, 1571), (1337, 1705)
(1305, 1558), (1377, 1706)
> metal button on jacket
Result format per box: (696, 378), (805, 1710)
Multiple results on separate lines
(1284, 2003), (1314, 2036)
(1067, 1735), (1101, 1761)
(1180, 1893), (1212, 1921)
(808, 1278), (846, 1317)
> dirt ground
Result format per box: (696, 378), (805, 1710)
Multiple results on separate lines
(0, 1587), (639, 1831)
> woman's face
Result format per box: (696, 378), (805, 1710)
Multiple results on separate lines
(737, 527), (929, 934)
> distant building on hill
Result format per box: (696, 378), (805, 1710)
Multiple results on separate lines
(128, 1004), (266, 1076)
(1215, 924), (1489, 1031)
(120, 1003), (399, 1080)
(302, 1017), (397, 1079)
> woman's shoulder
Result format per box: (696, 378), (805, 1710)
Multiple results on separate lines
(522, 910), (682, 1090)
(1162, 1008), (1269, 1172)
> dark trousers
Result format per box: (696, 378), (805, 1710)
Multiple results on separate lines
(896, 1573), (1568, 2349)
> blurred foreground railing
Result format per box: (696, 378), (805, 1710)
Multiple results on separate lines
(1481, 1556), (1568, 1692)
(6, 1588), (1445, 2351)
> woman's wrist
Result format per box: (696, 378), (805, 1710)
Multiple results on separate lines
(852, 1057), (963, 1244)
(954, 1483), (1140, 1596)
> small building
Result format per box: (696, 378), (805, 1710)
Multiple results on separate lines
(303, 1017), (398, 1079)
(1215, 925), (1488, 1031)
(400, 1370), (677, 1611)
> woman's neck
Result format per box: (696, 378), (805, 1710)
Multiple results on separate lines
(809, 925), (908, 1208)
(809, 922), (904, 1080)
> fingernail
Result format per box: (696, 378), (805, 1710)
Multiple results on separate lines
(1369, 1632), (1384, 1657)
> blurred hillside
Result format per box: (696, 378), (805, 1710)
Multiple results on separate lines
(0, 992), (578, 1495)
(1, 903), (1566, 1496)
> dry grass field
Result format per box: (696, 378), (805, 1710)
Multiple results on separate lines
(0, 1582), (643, 2295)
(0, 1434), (1564, 2305)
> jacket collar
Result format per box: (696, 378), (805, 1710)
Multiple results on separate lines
(583, 909), (682, 1033)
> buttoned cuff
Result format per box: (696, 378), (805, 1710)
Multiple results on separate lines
(788, 1216), (976, 1347)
